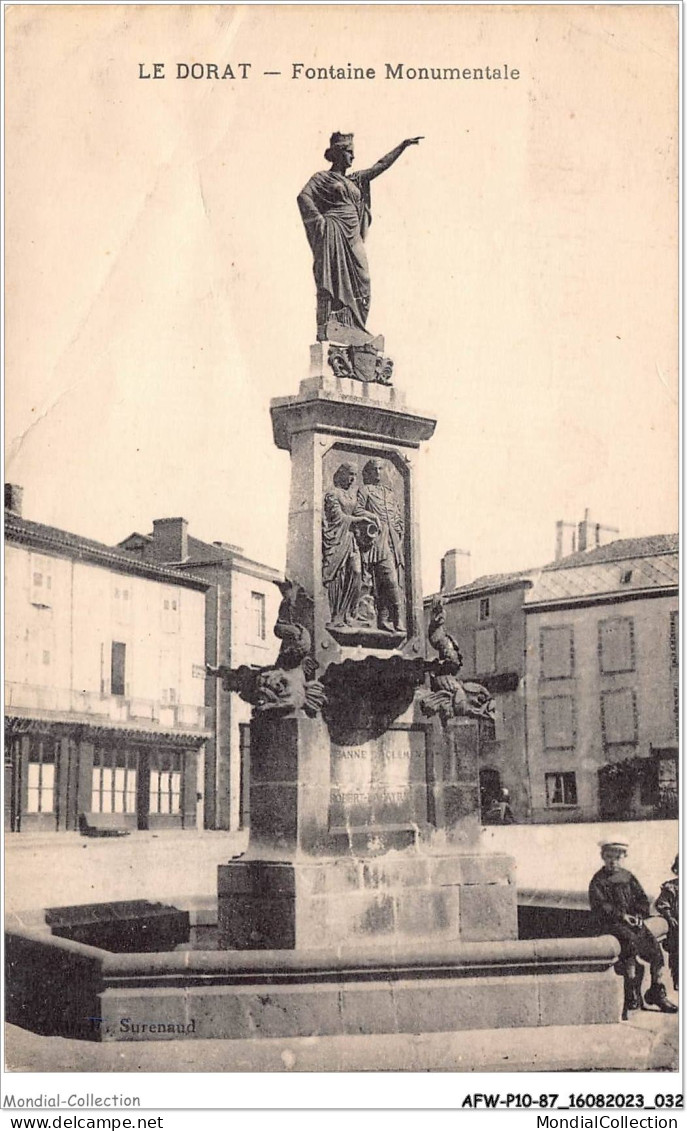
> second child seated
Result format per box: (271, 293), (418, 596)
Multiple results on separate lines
(588, 839), (677, 1014)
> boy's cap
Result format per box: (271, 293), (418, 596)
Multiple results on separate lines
(599, 838), (629, 850)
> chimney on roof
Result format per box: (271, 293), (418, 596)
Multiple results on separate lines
(440, 548), (471, 591)
(594, 520), (620, 550)
(556, 512), (620, 560)
(555, 520), (577, 562)
(577, 509), (593, 552)
(4, 484), (23, 517)
(577, 509), (620, 553)
(152, 517), (188, 563)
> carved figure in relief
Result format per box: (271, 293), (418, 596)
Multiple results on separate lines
(421, 597), (495, 723)
(273, 579), (315, 672)
(206, 580), (326, 718)
(322, 464), (370, 627)
(297, 132), (422, 340)
(355, 458), (405, 633)
(427, 595), (463, 668)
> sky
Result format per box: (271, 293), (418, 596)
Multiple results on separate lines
(5, 4), (679, 595)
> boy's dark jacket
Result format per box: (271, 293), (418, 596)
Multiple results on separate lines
(655, 877), (678, 932)
(588, 866), (650, 926)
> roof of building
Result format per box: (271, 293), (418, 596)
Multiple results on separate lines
(119, 532), (252, 565)
(527, 533), (678, 605)
(425, 570), (534, 604)
(187, 536), (244, 564)
(527, 553), (678, 605)
(426, 534), (678, 609)
(118, 531), (151, 546)
(116, 530), (282, 583)
(5, 513), (209, 590)
(544, 533), (678, 571)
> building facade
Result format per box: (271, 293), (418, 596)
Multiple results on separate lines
(117, 518), (281, 830)
(424, 571), (532, 818)
(4, 491), (211, 834)
(524, 537), (678, 823)
(426, 533), (678, 824)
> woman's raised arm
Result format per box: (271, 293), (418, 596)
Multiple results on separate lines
(361, 137), (423, 181)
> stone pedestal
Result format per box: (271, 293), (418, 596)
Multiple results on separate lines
(270, 376), (436, 671)
(218, 372), (518, 953)
(218, 852), (517, 951)
(247, 714), (331, 856)
(218, 712), (517, 949)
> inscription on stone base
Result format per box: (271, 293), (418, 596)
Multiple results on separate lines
(329, 726), (427, 833)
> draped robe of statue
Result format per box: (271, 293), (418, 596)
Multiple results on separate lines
(297, 170), (373, 337)
(322, 486), (364, 626)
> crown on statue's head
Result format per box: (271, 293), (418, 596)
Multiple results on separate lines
(329, 132), (354, 148)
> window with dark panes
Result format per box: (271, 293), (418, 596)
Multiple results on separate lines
(545, 771), (577, 807)
(111, 641), (126, 696)
(478, 597), (491, 621)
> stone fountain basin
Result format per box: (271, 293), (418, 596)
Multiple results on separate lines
(6, 900), (624, 1042)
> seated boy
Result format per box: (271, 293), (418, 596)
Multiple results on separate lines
(655, 854), (679, 992)
(588, 839), (677, 1014)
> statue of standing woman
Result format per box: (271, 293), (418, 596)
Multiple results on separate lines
(322, 463), (370, 627)
(298, 133), (423, 341)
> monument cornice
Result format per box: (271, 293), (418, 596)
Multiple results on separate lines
(270, 379), (437, 452)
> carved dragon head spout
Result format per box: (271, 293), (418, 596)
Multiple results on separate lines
(254, 666), (326, 717)
(420, 679), (495, 724)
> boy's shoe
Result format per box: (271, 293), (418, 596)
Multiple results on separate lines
(644, 983), (678, 1013)
(624, 986), (640, 1011)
